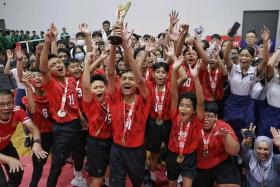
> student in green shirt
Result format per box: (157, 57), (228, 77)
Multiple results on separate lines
(60, 27), (70, 46)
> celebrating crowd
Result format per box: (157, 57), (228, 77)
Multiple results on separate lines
(0, 9), (280, 187)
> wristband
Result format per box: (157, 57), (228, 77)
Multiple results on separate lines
(33, 139), (42, 144)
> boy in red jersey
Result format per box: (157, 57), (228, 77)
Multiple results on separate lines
(107, 23), (152, 187)
(0, 89), (47, 187)
(40, 30), (84, 187)
(82, 52), (113, 187)
(167, 56), (204, 187)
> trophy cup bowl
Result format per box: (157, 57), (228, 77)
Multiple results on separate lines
(108, 1), (131, 45)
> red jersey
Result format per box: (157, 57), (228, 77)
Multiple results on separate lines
(196, 119), (238, 169)
(146, 81), (171, 120)
(0, 107), (30, 150)
(75, 77), (83, 111)
(168, 110), (203, 154)
(145, 68), (154, 82)
(200, 68), (227, 101)
(22, 95), (52, 133)
(110, 86), (152, 147)
(42, 76), (80, 123)
(82, 93), (112, 139)
(178, 65), (204, 95)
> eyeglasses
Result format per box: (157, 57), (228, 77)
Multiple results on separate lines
(0, 102), (14, 108)
(205, 113), (216, 119)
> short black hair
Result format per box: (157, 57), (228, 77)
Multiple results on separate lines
(58, 48), (71, 57)
(90, 74), (107, 84)
(179, 93), (197, 109)
(72, 45), (86, 58)
(75, 32), (85, 39)
(48, 54), (59, 60)
(201, 40), (209, 51)
(204, 101), (218, 115)
(102, 20), (110, 25)
(132, 33), (140, 41)
(246, 30), (257, 38)
(133, 47), (145, 59)
(0, 89), (13, 96)
(92, 31), (102, 38)
(240, 47), (255, 57)
(157, 32), (165, 39)
(211, 34), (221, 40)
(152, 62), (169, 72)
(64, 58), (81, 68)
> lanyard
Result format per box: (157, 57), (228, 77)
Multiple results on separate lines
(208, 66), (219, 93)
(59, 77), (68, 112)
(96, 100), (111, 136)
(122, 98), (136, 143)
(201, 124), (216, 152)
(155, 85), (166, 119)
(177, 120), (191, 155)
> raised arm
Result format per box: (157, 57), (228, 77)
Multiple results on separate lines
(82, 53), (94, 102)
(79, 23), (93, 53)
(216, 54), (228, 76)
(107, 44), (117, 95)
(175, 25), (189, 57)
(121, 28), (148, 99)
(15, 48), (24, 82)
(40, 32), (54, 84)
(4, 49), (13, 75)
(171, 56), (184, 110)
(34, 43), (43, 70)
(189, 60), (204, 121)
(266, 47), (280, 81)
(257, 26), (270, 74)
(224, 37), (234, 72)
(21, 75), (36, 113)
(193, 38), (209, 70)
(50, 23), (58, 56)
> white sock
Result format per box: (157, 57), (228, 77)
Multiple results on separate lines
(150, 171), (156, 181)
(105, 177), (110, 186)
(74, 170), (83, 180)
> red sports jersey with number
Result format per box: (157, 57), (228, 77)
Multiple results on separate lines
(200, 69), (227, 101)
(110, 86), (152, 147)
(75, 77), (83, 111)
(146, 81), (171, 120)
(0, 107), (31, 150)
(42, 76), (80, 123)
(82, 93), (112, 139)
(168, 110), (203, 154)
(196, 119), (238, 169)
(22, 94), (52, 133)
(178, 65), (204, 95)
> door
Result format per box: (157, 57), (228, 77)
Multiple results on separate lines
(242, 10), (279, 43)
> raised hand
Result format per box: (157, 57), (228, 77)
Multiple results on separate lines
(168, 24), (180, 42)
(194, 25), (204, 39)
(79, 23), (90, 34)
(189, 59), (201, 78)
(84, 52), (95, 65)
(6, 49), (14, 60)
(44, 32), (55, 44)
(186, 36), (195, 45)
(49, 23), (58, 38)
(271, 127), (280, 149)
(15, 48), (24, 60)
(241, 123), (256, 147)
(7, 157), (24, 173)
(169, 10), (179, 26)
(164, 42), (175, 58)
(172, 55), (184, 71)
(261, 25), (270, 42)
(145, 38), (157, 53)
(36, 43), (43, 55)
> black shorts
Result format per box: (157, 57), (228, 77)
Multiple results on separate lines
(87, 136), (112, 177)
(166, 150), (197, 181)
(193, 157), (241, 187)
(145, 116), (171, 153)
(110, 144), (145, 187)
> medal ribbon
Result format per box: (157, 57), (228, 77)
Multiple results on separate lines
(201, 124), (216, 154)
(122, 99), (136, 142)
(59, 77), (68, 113)
(208, 66), (219, 93)
(96, 100), (111, 136)
(178, 120), (191, 156)
(155, 86), (166, 119)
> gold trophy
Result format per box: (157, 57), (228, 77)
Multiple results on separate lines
(108, 0), (132, 45)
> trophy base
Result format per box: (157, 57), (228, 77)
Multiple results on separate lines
(108, 35), (122, 45)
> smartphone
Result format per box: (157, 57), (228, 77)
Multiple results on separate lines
(228, 22), (240, 37)
(241, 130), (256, 139)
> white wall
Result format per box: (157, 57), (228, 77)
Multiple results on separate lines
(0, 0), (280, 45)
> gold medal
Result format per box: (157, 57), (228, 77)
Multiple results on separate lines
(57, 110), (66, 118)
(203, 150), (208, 158)
(156, 119), (164, 126)
(176, 155), (184, 164)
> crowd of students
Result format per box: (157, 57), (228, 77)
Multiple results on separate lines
(0, 9), (280, 187)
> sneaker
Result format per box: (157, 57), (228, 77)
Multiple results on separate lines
(24, 137), (31, 148)
(71, 177), (88, 187)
